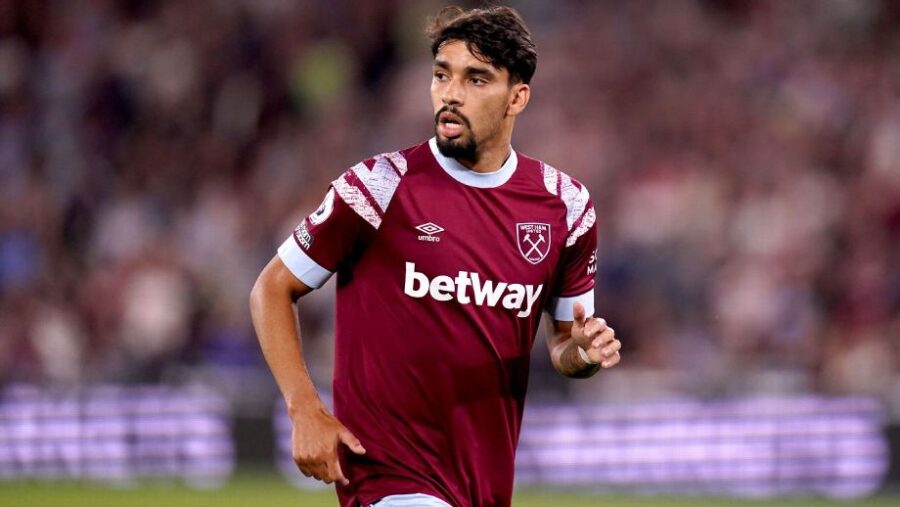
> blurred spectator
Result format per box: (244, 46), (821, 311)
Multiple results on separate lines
(0, 0), (897, 417)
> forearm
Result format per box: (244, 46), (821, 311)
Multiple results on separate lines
(250, 279), (323, 415)
(552, 338), (601, 379)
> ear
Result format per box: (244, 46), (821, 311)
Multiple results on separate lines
(506, 83), (530, 117)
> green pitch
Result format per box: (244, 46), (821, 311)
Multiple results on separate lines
(0, 472), (896, 507)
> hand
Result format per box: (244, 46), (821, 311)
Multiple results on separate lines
(571, 302), (621, 368)
(290, 406), (366, 485)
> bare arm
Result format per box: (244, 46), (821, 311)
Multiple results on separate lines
(249, 255), (364, 485)
(545, 302), (621, 378)
(250, 256), (318, 411)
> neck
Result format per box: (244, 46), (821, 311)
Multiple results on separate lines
(458, 130), (513, 173)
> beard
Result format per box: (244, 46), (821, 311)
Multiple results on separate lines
(434, 106), (478, 164)
(435, 132), (477, 164)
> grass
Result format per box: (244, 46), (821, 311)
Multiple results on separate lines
(0, 471), (896, 507)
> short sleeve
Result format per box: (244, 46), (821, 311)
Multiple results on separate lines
(546, 204), (598, 321)
(277, 152), (407, 289)
(277, 183), (373, 289)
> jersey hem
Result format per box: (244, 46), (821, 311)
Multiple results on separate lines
(368, 492), (453, 506)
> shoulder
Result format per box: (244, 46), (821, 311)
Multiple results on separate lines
(520, 153), (596, 247)
(330, 141), (427, 229)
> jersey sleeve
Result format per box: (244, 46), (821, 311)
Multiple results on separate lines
(277, 152), (407, 288)
(546, 201), (598, 321)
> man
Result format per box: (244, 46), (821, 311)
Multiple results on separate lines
(250, 6), (621, 507)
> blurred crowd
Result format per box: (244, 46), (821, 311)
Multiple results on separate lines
(0, 0), (898, 416)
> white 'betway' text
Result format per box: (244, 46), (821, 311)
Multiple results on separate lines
(403, 262), (542, 318)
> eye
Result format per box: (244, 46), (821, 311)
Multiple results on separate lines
(470, 77), (487, 86)
(433, 71), (448, 81)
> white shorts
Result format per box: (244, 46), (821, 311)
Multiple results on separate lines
(369, 493), (452, 506)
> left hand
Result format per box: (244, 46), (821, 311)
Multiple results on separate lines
(571, 302), (621, 368)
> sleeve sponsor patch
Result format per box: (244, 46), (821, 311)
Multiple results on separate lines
(309, 188), (335, 225)
(293, 221), (313, 250)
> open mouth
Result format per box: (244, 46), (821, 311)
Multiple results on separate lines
(437, 112), (466, 138)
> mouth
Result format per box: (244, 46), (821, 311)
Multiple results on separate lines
(437, 112), (466, 139)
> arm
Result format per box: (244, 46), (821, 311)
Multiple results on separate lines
(249, 255), (365, 485)
(545, 302), (621, 378)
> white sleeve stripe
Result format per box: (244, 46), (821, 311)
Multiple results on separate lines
(560, 173), (589, 230)
(547, 289), (595, 321)
(277, 236), (333, 289)
(541, 162), (592, 233)
(384, 151), (408, 175)
(333, 174), (382, 229)
(566, 207), (596, 247)
(350, 156), (402, 213)
(541, 162), (559, 196)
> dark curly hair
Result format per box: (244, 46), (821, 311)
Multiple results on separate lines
(426, 5), (537, 85)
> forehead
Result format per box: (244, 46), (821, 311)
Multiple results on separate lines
(434, 40), (504, 74)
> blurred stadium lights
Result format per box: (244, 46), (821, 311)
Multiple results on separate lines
(274, 395), (889, 499)
(0, 384), (233, 487)
(0, 387), (892, 498)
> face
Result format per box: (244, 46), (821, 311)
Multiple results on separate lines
(431, 40), (525, 164)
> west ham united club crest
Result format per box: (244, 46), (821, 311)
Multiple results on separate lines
(516, 223), (551, 264)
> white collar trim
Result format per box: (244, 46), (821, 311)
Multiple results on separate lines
(428, 137), (517, 188)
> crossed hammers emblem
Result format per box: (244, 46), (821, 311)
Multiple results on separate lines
(522, 232), (546, 258)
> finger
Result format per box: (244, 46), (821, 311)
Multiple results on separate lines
(584, 319), (608, 339)
(573, 302), (587, 327)
(339, 429), (367, 455)
(328, 455), (349, 486)
(600, 339), (621, 358)
(313, 461), (332, 484)
(306, 461), (322, 481)
(601, 351), (621, 368)
(293, 450), (313, 474)
(591, 327), (615, 348)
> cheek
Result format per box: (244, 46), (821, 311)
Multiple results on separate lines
(473, 97), (507, 132)
(431, 81), (451, 108)
(430, 84), (441, 108)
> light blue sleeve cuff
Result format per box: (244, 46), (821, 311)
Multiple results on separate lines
(547, 289), (595, 321)
(277, 236), (333, 289)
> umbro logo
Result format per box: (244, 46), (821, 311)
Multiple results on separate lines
(415, 222), (444, 243)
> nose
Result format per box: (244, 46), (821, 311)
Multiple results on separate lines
(442, 77), (464, 106)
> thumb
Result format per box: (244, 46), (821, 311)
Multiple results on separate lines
(339, 429), (366, 455)
(573, 302), (586, 326)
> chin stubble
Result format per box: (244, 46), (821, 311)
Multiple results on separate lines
(434, 106), (478, 164)
(435, 130), (478, 164)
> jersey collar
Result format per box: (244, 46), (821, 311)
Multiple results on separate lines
(428, 137), (518, 189)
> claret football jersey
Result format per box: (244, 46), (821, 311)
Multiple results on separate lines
(278, 138), (597, 507)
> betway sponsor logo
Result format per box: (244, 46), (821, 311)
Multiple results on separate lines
(403, 262), (542, 318)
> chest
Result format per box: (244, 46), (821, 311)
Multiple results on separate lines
(376, 175), (565, 288)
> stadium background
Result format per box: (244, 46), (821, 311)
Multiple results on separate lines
(1, 0), (899, 505)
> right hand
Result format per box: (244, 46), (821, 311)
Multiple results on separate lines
(290, 406), (366, 485)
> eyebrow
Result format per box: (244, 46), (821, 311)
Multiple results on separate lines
(433, 59), (496, 77)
